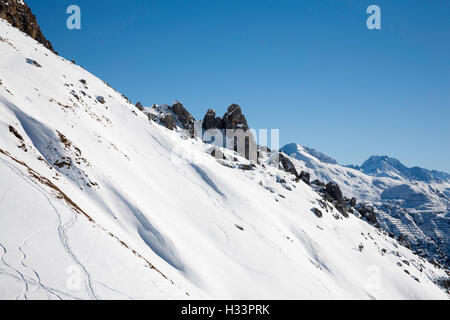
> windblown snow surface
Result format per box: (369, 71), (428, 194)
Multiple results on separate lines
(0, 19), (448, 300)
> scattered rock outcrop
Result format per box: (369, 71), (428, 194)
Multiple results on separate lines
(299, 171), (310, 185)
(312, 208), (323, 218)
(356, 203), (379, 227)
(202, 104), (249, 131)
(96, 96), (106, 104)
(279, 153), (299, 178)
(161, 114), (176, 131)
(202, 109), (223, 130)
(135, 102), (144, 111)
(201, 104), (256, 160)
(325, 182), (348, 217)
(170, 101), (195, 134)
(222, 104), (249, 131)
(0, 0), (55, 53)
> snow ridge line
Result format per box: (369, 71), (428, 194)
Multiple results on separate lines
(0, 147), (187, 296)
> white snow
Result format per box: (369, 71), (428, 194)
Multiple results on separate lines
(0, 18), (448, 300)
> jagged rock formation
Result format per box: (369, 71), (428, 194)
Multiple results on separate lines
(0, 0), (55, 52)
(299, 171), (311, 185)
(325, 182), (348, 218)
(202, 104), (249, 131)
(169, 101), (195, 135)
(222, 104), (249, 131)
(200, 104), (255, 160)
(279, 153), (299, 178)
(202, 109), (223, 130)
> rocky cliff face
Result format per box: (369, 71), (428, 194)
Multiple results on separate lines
(0, 0), (54, 52)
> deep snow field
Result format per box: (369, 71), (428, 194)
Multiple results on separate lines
(0, 19), (448, 300)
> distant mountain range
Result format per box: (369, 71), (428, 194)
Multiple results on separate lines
(281, 143), (450, 267)
(283, 143), (450, 184)
(346, 155), (450, 183)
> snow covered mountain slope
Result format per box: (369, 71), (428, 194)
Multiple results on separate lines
(348, 155), (450, 183)
(281, 143), (450, 268)
(0, 18), (449, 299)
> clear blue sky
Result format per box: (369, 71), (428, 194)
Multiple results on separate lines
(27, 0), (450, 172)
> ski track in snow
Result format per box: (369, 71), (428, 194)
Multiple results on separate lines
(0, 263), (73, 300)
(95, 282), (135, 300)
(17, 228), (55, 300)
(0, 158), (99, 300)
(0, 242), (29, 300)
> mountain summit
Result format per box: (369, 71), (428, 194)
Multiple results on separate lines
(355, 155), (450, 183)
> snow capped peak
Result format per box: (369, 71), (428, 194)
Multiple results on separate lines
(281, 143), (338, 165)
(359, 155), (407, 179)
(356, 155), (450, 183)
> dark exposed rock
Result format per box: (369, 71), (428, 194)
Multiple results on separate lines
(312, 208), (323, 218)
(356, 203), (378, 226)
(278, 178), (287, 184)
(335, 203), (349, 218)
(26, 58), (41, 67)
(161, 114), (176, 131)
(326, 182), (344, 203)
(9, 125), (23, 141)
(222, 104), (249, 130)
(299, 171), (310, 185)
(210, 148), (226, 160)
(312, 179), (325, 187)
(439, 279), (450, 291)
(279, 153), (299, 178)
(135, 102), (144, 111)
(397, 235), (411, 249)
(170, 101), (195, 133)
(203, 109), (217, 130)
(147, 113), (158, 122)
(79, 79), (87, 85)
(324, 182), (349, 217)
(0, 0), (55, 53)
(239, 164), (253, 171)
(96, 96), (106, 104)
(349, 197), (357, 207)
(201, 104), (255, 159)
